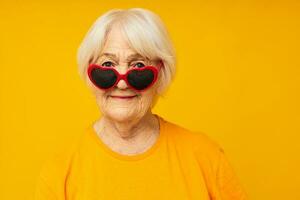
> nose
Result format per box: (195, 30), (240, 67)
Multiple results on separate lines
(115, 65), (129, 90)
(116, 79), (128, 90)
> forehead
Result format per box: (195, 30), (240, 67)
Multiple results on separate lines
(99, 25), (148, 62)
(102, 25), (134, 53)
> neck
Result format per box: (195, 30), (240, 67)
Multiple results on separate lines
(94, 110), (160, 154)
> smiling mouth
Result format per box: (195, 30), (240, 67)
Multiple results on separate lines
(110, 95), (137, 99)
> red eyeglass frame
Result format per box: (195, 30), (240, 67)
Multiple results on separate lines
(87, 61), (163, 92)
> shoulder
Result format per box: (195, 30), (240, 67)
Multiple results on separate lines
(162, 119), (248, 199)
(161, 117), (226, 176)
(162, 117), (223, 156)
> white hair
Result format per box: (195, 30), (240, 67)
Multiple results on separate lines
(76, 8), (176, 96)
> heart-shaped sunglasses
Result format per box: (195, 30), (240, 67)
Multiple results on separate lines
(87, 61), (162, 92)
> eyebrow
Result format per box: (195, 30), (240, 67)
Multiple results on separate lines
(98, 52), (146, 62)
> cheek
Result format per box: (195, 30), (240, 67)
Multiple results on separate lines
(136, 91), (156, 110)
(94, 90), (109, 107)
(139, 94), (153, 106)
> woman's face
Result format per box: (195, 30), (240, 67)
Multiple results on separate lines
(87, 25), (160, 122)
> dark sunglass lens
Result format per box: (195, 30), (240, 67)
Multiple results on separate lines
(90, 68), (117, 89)
(127, 69), (155, 90)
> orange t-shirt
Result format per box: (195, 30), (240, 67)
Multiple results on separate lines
(34, 115), (248, 200)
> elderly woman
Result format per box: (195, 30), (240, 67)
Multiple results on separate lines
(35, 8), (247, 200)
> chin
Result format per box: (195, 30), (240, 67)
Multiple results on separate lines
(106, 109), (137, 122)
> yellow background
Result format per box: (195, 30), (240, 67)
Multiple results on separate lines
(0, 0), (299, 199)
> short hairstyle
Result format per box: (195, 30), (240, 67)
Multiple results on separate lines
(76, 8), (176, 96)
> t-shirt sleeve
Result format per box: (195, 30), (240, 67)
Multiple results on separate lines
(215, 148), (248, 200)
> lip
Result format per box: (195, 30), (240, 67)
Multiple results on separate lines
(110, 95), (137, 99)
